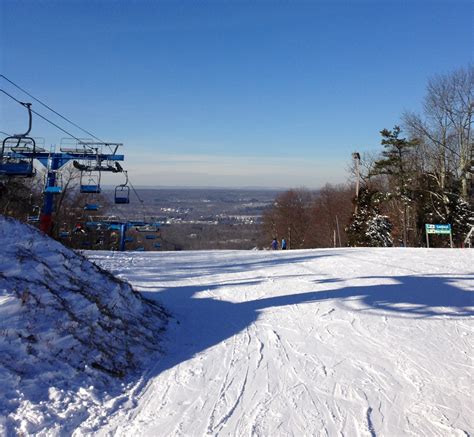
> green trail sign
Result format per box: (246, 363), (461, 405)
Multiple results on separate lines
(425, 224), (451, 234)
(425, 224), (453, 247)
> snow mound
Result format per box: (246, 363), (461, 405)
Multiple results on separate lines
(0, 216), (168, 435)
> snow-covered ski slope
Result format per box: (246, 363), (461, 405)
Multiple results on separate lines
(88, 248), (474, 437)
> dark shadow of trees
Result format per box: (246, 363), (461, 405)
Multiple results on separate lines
(142, 274), (473, 376)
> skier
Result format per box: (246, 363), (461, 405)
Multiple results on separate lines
(271, 238), (278, 250)
(73, 223), (86, 234)
(281, 238), (287, 250)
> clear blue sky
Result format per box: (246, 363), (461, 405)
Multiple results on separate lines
(1, 0), (472, 188)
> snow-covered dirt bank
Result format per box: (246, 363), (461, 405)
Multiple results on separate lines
(0, 217), (168, 436)
(88, 247), (474, 437)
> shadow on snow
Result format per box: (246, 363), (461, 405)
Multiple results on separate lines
(141, 273), (473, 376)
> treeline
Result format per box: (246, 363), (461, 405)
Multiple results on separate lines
(261, 185), (354, 249)
(262, 65), (473, 248)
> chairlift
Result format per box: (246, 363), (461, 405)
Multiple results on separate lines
(115, 185), (130, 204)
(154, 243), (161, 249)
(0, 103), (36, 177)
(84, 204), (99, 211)
(44, 171), (63, 194)
(0, 137), (36, 177)
(114, 170), (130, 204)
(80, 170), (101, 193)
(44, 186), (62, 194)
(59, 231), (70, 238)
(145, 234), (156, 240)
(124, 237), (134, 243)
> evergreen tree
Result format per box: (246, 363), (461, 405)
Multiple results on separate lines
(347, 188), (393, 247)
(372, 126), (416, 246)
(413, 172), (473, 246)
(443, 189), (474, 245)
(366, 214), (393, 247)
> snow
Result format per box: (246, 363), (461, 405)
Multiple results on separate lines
(0, 216), (168, 436)
(87, 247), (473, 436)
(1, 215), (473, 436)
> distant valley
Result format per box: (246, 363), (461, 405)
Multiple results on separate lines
(100, 188), (281, 250)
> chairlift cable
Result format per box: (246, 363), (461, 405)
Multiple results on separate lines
(1, 88), (84, 143)
(0, 130), (12, 136)
(0, 88), (30, 108)
(31, 108), (85, 144)
(0, 74), (105, 143)
(127, 176), (144, 203)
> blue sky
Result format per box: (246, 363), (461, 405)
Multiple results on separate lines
(1, 0), (472, 188)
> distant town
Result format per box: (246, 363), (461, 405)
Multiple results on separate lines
(101, 188), (282, 250)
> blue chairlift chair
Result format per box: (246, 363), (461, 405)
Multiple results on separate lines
(44, 186), (62, 194)
(44, 171), (63, 194)
(80, 170), (101, 193)
(114, 170), (130, 204)
(115, 185), (130, 204)
(80, 184), (101, 194)
(0, 104), (36, 177)
(0, 137), (36, 177)
(84, 204), (99, 211)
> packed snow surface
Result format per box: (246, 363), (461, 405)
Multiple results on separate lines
(86, 247), (474, 437)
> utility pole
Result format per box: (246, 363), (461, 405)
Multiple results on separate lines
(335, 215), (342, 247)
(352, 152), (361, 213)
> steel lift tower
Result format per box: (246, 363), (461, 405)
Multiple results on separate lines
(0, 102), (124, 235)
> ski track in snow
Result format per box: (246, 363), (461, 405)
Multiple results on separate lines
(84, 248), (474, 437)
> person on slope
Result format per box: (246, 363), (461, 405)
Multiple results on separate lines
(271, 238), (278, 250)
(281, 238), (287, 250)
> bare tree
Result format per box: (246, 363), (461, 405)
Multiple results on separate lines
(309, 184), (354, 247)
(404, 65), (473, 200)
(261, 189), (314, 249)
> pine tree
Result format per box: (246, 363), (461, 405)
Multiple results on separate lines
(447, 193), (474, 245)
(366, 214), (393, 247)
(372, 126), (416, 246)
(347, 188), (393, 247)
(413, 172), (473, 246)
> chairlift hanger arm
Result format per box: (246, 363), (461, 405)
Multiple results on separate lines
(15, 102), (33, 137)
(1, 89), (83, 142)
(0, 89), (32, 137)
